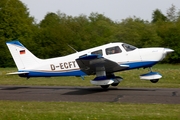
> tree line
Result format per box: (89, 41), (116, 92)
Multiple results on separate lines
(0, 0), (180, 67)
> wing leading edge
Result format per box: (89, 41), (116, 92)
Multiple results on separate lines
(76, 54), (129, 75)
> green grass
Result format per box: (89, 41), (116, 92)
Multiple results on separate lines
(0, 64), (180, 88)
(0, 101), (179, 120)
(0, 64), (180, 120)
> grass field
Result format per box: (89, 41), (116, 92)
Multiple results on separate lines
(0, 64), (180, 88)
(0, 101), (179, 120)
(0, 64), (180, 120)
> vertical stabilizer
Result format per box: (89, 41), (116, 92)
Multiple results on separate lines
(6, 40), (41, 70)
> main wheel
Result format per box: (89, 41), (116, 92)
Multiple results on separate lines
(100, 85), (109, 89)
(111, 83), (119, 86)
(150, 79), (159, 83)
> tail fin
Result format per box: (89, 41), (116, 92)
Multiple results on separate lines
(6, 40), (42, 70)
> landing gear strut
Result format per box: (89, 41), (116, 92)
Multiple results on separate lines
(149, 68), (160, 83)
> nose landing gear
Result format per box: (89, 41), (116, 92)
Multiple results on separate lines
(140, 67), (162, 83)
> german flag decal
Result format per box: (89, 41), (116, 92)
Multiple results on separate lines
(20, 50), (25, 54)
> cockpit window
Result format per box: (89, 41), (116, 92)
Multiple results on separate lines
(91, 50), (103, 56)
(106, 46), (122, 55)
(122, 43), (137, 52)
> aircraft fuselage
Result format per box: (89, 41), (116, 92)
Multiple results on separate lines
(18, 43), (173, 77)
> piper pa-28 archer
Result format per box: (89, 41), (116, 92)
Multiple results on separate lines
(6, 40), (174, 89)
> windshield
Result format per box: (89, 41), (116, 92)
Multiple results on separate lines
(122, 43), (137, 52)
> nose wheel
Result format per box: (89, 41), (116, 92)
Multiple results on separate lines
(140, 67), (162, 83)
(150, 79), (159, 83)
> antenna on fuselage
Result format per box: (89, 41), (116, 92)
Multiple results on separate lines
(68, 44), (78, 53)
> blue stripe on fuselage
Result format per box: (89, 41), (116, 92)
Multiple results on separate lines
(19, 70), (86, 77)
(121, 61), (158, 70)
(19, 61), (158, 77)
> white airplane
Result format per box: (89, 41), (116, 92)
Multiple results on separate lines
(6, 40), (174, 89)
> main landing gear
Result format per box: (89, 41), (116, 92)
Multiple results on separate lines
(91, 74), (123, 89)
(100, 75), (123, 89)
(100, 85), (110, 89)
(100, 82), (120, 89)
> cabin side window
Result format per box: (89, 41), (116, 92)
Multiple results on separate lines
(122, 44), (137, 52)
(106, 46), (122, 55)
(91, 50), (103, 56)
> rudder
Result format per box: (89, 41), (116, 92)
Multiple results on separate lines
(6, 40), (41, 70)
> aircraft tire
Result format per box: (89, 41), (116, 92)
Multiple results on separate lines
(111, 83), (119, 86)
(100, 85), (109, 89)
(150, 79), (159, 83)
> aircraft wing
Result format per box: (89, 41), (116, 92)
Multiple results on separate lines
(76, 54), (129, 75)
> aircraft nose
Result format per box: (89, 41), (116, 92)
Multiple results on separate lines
(160, 48), (174, 60)
(164, 48), (174, 54)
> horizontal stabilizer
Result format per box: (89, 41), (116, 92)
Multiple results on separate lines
(7, 71), (29, 75)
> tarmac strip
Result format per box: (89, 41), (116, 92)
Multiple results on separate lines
(0, 86), (179, 104)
